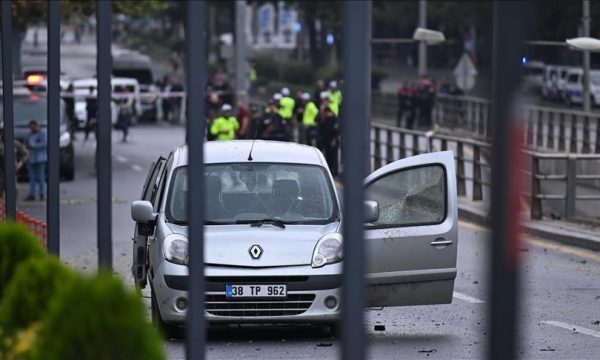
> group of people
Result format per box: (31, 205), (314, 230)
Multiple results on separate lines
(205, 80), (343, 176)
(396, 75), (437, 129)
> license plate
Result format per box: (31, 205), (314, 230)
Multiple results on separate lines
(225, 284), (287, 298)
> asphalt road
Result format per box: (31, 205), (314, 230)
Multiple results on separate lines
(17, 125), (600, 359)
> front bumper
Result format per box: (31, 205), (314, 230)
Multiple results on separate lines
(151, 263), (342, 324)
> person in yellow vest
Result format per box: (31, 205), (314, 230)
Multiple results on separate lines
(301, 93), (319, 147)
(327, 80), (342, 117)
(279, 87), (296, 140)
(210, 104), (239, 141)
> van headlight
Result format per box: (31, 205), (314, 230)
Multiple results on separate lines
(59, 132), (71, 148)
(162, 235), (189, 265)
(311, 233), (343, 268)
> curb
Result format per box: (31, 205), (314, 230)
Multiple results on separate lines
(459, 201), (600, 252)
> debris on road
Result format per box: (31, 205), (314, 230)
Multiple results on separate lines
(316, 343), (333, 347)
(374, 324), (385, 331)
(540, 347), (556, 352)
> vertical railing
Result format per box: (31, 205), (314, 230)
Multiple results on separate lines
(185, 1), (207, 359)
(96, 0), (113, 269)
(47, 1), (61, 255)
(341, 2), (370, 359)
(1, 0), (17, 221)
(565, 155), (577, 219)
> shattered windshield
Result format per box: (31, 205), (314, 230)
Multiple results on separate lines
(166, 163), (338, 225)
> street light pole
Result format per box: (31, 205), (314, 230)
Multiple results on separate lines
(235, 0), (248, 104)
(418, 0), (427, 76)
(582, 0), (591, 112)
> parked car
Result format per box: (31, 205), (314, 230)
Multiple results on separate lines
(542, 65), (575, 102)
(0, 89), (75, 180)
(522, 61), (545, 94)
(131, 141), (458, 337)
(563, 68), (600, 107)
(71, 77), (137, 130)
(113, 51), (159, 122)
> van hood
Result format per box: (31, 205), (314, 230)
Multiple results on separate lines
(166, 221), (340, 267)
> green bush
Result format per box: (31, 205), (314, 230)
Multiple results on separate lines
(0, 256), (76, 343)
(33, 271), (164, 360)
(0, 223), (46, 300)
(251, 56), (315, 87)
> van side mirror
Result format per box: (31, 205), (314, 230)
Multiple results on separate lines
(131, 200), (156, 223)
(364, 200), (379, 223)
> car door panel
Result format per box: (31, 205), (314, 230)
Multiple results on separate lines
(365, 151), (458, 307)
(132, 157), (166, 289)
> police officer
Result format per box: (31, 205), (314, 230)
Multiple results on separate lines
(263, 99), (288, 142)
(210, 104), (239, 141)
(327, 80), (342, 117)
(319, 102), (340, 177)
(278, 88), (296, 140)
(301, 93), (319, 147)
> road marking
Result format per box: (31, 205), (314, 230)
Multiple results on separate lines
(453, 291), (485, 304)
(540, 320), (600, 339)
(526, 236), (600, 263)
(116, 155), (128, 163)
(459, 220), (600, 263)
(131, 165), (143, 172)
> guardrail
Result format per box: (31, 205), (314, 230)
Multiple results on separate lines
(370, 121), (600, 223)
(373, 92), (600, 154)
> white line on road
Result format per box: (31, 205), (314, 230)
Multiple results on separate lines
(453, 291), (485, 304)
(540, 320), (600, 339)
(131, 165), (143, 172)
(116, 155), (128, 163)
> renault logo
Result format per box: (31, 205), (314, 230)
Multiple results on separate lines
(249, 245), (263, 259)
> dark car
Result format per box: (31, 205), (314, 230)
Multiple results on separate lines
(0, 94), (75, 181)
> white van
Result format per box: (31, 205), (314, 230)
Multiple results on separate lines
(563, 68), (600, 107)
(71, 77), (141, 130)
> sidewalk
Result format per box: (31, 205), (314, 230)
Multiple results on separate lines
(458, 197), (600, 252)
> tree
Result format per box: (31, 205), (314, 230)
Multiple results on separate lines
(0, 0), (165, 76)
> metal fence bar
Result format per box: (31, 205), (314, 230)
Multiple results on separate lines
(488, 2), (528, 359)
(565, 155), (577, 219)
(185, 1), (207, 359)
(1, 0), (17, 221)
(46, 1), (61, 255)
(341, 1), (370, 359)
(96, 0), (112, 268)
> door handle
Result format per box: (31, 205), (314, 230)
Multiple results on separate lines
(430, 238), (453, 247)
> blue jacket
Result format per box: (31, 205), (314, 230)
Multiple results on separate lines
(26, 130), (47, 164)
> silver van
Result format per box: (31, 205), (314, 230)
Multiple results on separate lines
(131, 141), (458, 337)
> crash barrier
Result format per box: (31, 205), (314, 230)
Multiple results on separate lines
(0, 199), (48, 248)
(371, 122), (600, 222)
(373, 92), (600, 154)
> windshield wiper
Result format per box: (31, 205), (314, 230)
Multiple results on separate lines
(235, 218), (287, 229)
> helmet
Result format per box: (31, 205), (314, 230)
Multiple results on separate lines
(281, 87), (290, 96)
(221, 103), (232, 111)
(320, 91), (329, 100)
(329, 80), (337, 89)
(273, 93), (282, 101)
(301, 92), (310, 101)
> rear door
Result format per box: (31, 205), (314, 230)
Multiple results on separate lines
(132, 157), (166, 288)
(365, 151), (458, 307)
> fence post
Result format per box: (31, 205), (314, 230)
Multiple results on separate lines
(386, 129), (394, 164)
(569, 114), (578, 153)
(399, 131), (406, 159)
(530, 155), (542, 219)
(412, 133), (420, 156)
(582, 115), (591, 153)
(473, 145), (483, 201)
(526, 115), (534, 145)
(565, 155), (577, 219)
(547, 111), (555, 150)
(536, 110), (544, 148)
(441, 138), (448, 151)
(457, 142), (466, 196)
(373, 128), (381, 169)
(558, 112), (566, 151)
